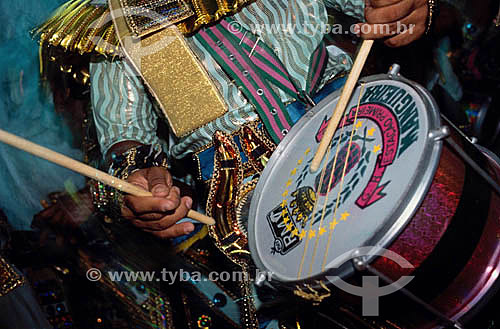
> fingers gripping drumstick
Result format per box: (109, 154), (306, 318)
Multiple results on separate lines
(0, 129), (215, 226)
(310, 39), (373, 173)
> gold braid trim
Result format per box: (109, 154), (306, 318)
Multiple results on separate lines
(177, 0), (252, 34)
(35, 0), (121, 58)
(293, 281), (331, 305)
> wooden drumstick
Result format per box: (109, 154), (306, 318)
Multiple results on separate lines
(310, 39), (373, 173)
(0, 128), (215, 226)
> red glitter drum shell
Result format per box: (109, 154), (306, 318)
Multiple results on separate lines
(430, 152), (500, 323)
(372, 146), (464, 277)
(372, 134), (500, 327)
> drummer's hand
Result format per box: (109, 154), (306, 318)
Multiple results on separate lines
(123, 166), (194, 239)
(357, 0), (428, 47)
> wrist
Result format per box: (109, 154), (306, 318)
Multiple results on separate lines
(108, 143), (169, 179)
(92, 144), (169, 217)
(105, 141), (143, 168)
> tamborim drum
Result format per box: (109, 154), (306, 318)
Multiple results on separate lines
(248, 65), (500, 328)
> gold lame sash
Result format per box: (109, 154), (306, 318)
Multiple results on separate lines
(109, 0), (228, 137)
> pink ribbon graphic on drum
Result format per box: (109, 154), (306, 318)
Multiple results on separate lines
(350, 104), (400, 208)
(316, 103), (400, 209)
(356, 155), (391, 208)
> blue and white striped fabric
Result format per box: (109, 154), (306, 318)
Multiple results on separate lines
(90, 0), (364, 160)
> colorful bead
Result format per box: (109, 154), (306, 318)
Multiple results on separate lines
(197, 314), (211, 328)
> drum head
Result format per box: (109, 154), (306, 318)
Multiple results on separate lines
(248, 75), (442, 283)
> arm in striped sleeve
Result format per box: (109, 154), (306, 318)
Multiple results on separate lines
(90, 58), (162, 160)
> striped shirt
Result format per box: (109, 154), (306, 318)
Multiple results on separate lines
(90, 0), (364, 160)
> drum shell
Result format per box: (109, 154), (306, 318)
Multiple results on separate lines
(367, 129), (500, 327)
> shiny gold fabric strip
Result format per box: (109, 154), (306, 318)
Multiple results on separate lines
(60, 6), (106, 50)
(36, 0), (121, 58)
(74, 6), (110, 52)
(110, 0), (227, 137)
(0, 256), (24, 297)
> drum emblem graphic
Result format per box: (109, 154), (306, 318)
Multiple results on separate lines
(264, 84), (422, 257)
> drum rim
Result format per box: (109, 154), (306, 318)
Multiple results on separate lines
(248, 72), (444, 284)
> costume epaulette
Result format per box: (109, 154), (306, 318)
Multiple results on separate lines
(36, 0), (120, 58)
